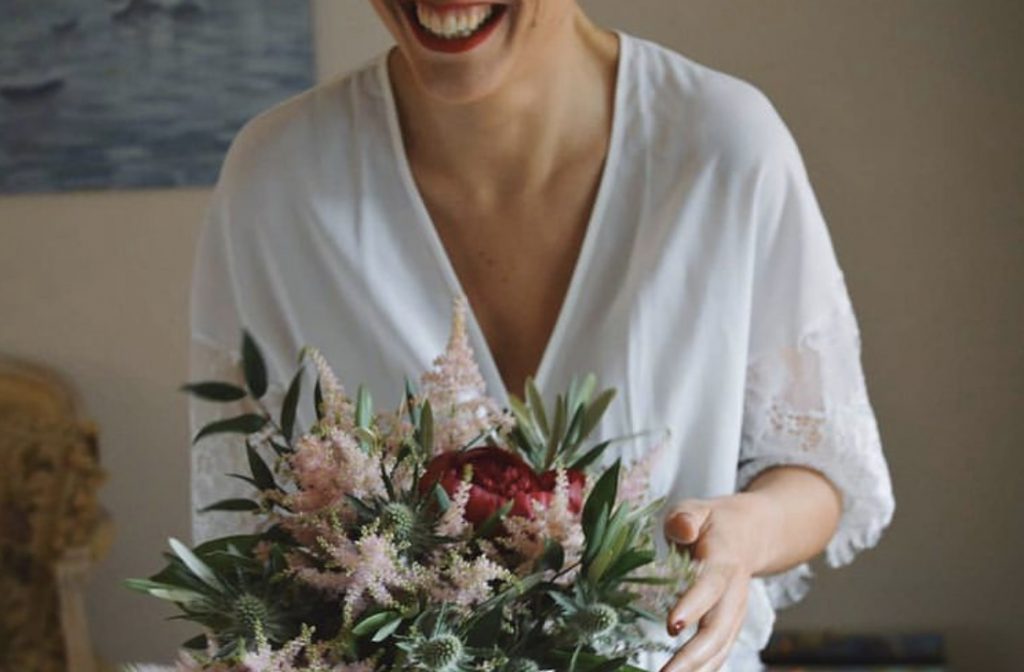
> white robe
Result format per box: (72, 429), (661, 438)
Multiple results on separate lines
(188, 30), (894, 671)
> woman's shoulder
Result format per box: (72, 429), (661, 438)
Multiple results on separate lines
(622, 32), (801, 171)
(215, 55), (386, 194)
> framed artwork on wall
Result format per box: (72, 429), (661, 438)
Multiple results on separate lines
(0, 0), (314, 194)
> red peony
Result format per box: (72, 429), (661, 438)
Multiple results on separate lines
(421, 445), (586, 526)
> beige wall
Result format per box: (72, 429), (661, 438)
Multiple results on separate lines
(0, 0), (1020, 668)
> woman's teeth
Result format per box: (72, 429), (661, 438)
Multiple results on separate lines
(415, 3), (494, 39)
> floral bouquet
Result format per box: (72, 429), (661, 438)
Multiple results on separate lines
(129, 299), (692, 672)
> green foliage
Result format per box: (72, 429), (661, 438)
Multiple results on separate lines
(192, 413), (267, 445)
(180, 381), (247, 402)
(280, 368), (303, 441)
(241, 330), (268, 399)
(507, 375), (618, 472)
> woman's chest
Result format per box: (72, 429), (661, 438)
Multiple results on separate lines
(412, 161), (607, 398)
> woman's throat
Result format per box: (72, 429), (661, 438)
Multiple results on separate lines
(403, 2), (508, 54)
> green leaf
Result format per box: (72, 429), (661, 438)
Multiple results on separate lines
(168, 538), (223, 592)
(313, 378), (324, 422)
(270, 440), (291, 457)
(431, 483), (451, 513)
(355, 385), (374, 451)
(419, 400), (434, 453)
(182, 634), (208, 650)
(192, 413), (267, 444)
(561, 402), (586, 454)
(547, 395), (567, 464)
(546, 589), (578, 614)
(404, 377), (419, 425)
(525, 377), (549, 436)
(466, 604), (503, 648)
(475, 499), (514, 538)
(580, 388), (616, 441)
(371, 615), (404, 642)
(568, 440), (613, 472)
(537, 538), (565, 573)
(508, 395), (545, 466)
(241, 330), (268, 399)
(179, 382), (247, 402)
(246, 444), (276, 491)
(280, 369), (303, 441)
(572, 374), (598, 410)
(603, 549), (656, 583)
(582, 460), (620, 535)
(352, 610), (401, 637)
(583, 502), (610, 566)
(198, 498), (261, 513)
(123, 579), (204, 604)
(588, 506), (633, 583)
(356, 385), (373, 429)
(226, 473), (258, 488)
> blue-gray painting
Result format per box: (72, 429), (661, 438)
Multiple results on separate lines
(0, 0), (314, 193)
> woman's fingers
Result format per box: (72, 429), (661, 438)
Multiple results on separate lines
(695, 598), (748, 672)
(660, 570), (749, 672)
(666, 561), (725, 635)
(664, 499), (712, 546)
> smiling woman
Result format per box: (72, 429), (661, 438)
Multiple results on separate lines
(188, 1), (895, 671)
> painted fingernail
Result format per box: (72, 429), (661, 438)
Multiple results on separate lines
(669, 619), (685, 635)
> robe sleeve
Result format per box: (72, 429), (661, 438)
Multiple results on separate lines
(736, 119), (895, 608)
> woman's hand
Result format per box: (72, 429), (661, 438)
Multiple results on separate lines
(658, 494), (767, 672)
(657, 467), (843, 672)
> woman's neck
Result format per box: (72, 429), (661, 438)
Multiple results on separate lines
(387, 10), (619, 202)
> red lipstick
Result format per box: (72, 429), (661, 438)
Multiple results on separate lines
(401, 2), (508, 54)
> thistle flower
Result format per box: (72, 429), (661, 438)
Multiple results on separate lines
(413, 633), (464, 671)
(572, 603), (619, 636)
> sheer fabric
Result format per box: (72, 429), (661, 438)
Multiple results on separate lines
(188, 31), (894, 670)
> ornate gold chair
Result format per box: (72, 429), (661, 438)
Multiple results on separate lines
(0, 357), (110, 672)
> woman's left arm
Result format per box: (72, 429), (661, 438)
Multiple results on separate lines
(657, 466), (842, 672)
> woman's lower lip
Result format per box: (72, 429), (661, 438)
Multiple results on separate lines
(401, 2), (508, 55)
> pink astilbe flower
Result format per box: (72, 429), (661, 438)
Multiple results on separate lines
(302, 347), (355, 431)
(240, 626), (377, 672)
(619, 432), (671, 507)
(298, 531), (426, 623)
(430, 551), (511, 608)
(287, 430), (385, 514)
(500, 468), (585, 576)
(419, 296), (512, 453)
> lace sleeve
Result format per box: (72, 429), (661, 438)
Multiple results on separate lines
(737, 281), (895, 607)
(736, 112), (895, 608)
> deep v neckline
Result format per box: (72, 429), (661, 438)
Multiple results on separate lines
(377, 32), (629, 404)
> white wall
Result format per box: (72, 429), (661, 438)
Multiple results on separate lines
(0, 0), (1020, 668)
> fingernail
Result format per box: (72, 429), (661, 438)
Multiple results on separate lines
(670, 512), (692, 525)
(669, 619), (685, 635)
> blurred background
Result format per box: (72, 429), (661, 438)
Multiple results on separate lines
(0, 0), (1021, 669)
